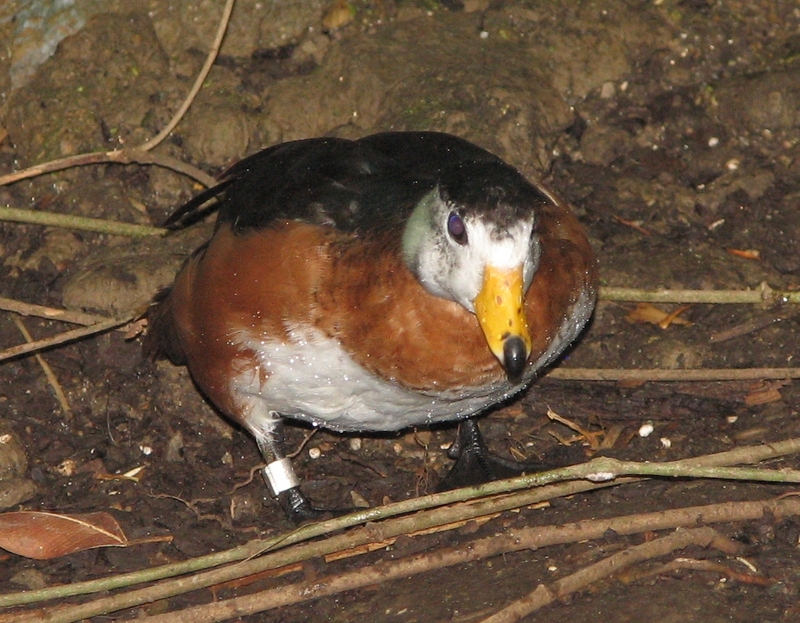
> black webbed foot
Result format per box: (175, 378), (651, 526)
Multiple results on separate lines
(278, 486), (356, 524)
(437, 418), (551, 491)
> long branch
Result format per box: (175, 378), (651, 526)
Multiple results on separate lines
(549, 367), (800, 381)
(0, 317), (131, 362)
(3, 438), (800, 616)
(0, 149), (215, 190)
(600, 285), (800, 305)
(479, 527), (741, 623)
(99, 498), (800, 623)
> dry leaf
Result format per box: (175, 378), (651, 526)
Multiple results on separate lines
(413, 430), (432, 447)
(744, 380), (789, 406)
(0, 511), (128, 559)
(599, 424), (625, 450)
(745, 388), (783, 406)
(547, 407), (603, 451)
(548, 429), (583, 446)
(611, 214), (651, 236)
(79, 459), (145, 482)
(124, 317), (148, 340)
(626, 302), (692, 327)
(727, 248), (761, 260)
(508, 446), (528, 461)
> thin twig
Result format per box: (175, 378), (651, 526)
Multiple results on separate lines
(0, 316), (132, 362)
(11, 316), (73, 420)
(0, 149), (215, 190)
(549, 367), (800, 382)
(630, 557), (774, 586)
(0, 206), (166, 237)
(709, 307), (800, 343)
(0, 297), (114, 327)
(138, 0), (237, 152)
(479, 527), (740, 623)
(600, 285), (800, 305)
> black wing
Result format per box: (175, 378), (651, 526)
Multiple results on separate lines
(163, 131), (543, 234)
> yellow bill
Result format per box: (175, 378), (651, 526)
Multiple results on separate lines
(474, 264), (532, 380)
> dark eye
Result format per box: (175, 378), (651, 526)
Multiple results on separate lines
(447, 212), (467, 245)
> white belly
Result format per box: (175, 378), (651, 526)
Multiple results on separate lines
(229, 325), (528, 434)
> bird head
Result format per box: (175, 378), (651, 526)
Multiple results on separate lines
(401, 161), (545, 382)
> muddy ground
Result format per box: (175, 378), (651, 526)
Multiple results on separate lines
(0, 0), (799, 621)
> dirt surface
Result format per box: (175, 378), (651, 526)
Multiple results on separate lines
(1, 1), (800, 621)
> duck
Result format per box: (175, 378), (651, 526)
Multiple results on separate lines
(144, 131), (597, 522)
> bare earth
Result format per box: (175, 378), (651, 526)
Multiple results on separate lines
(0, 1), (799, 621)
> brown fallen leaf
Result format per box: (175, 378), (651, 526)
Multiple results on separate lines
(626, 302), (692, 327)
(611, 214), (651, 236)
(0, 510), (169, 559)
(745, 380), (789, 406)
(727, 248), (761, 260)
(123, 317), (148, 340)
(547, 407), (603, 452)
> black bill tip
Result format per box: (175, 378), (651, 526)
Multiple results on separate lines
(503, 336), (528, 383)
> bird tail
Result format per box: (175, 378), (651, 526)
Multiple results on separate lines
(142, 287), (187, 365)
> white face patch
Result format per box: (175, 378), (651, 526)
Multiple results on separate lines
(465, 218), (534, 271)
(401, 189), (538, 312)
(436, 214), (538, 313)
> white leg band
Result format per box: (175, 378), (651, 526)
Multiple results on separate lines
(262, 458), (300, 496)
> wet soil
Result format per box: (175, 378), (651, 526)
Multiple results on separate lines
(1, 1), (799, 621)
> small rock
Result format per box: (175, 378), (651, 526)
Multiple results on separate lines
(229, 490), (263, 522)
(184, 104), (250, 169)
(322, 0), (355, 31)
(0, 430), (28, 480)
(165, 431), (185, 463)
(350, 490), (370, 508)
(600, 81), (616, 99)
(10, 568), (49, 590)
(0, 478), (37, 509)
(579, 124), (631, 166)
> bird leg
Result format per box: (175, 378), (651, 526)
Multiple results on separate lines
(255, 413), (335, 523)
(437, 418), (550, 491)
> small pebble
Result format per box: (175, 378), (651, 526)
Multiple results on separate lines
(725, 158), (741, 171)
(10, 569), (49, 590)
(350, 490), (370, 508)
(638, 422), (654, 438)
(308, 447), (321, 459)
(54, 459), (77, 476)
